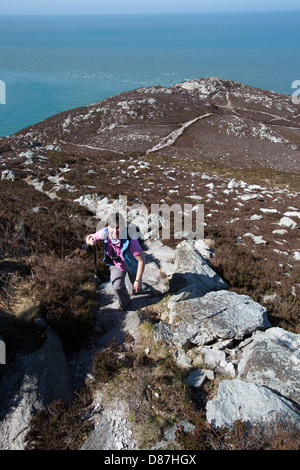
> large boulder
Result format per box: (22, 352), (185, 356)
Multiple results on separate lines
(206, 379), (300, 429)
(143, 239), (176, 288)
(168, 290), (271, 349)
(237, 327), (300, 405)
(169, 240), (227, 295)
(7, 330), (73, 449)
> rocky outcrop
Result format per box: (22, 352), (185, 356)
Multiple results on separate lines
(78, 228), (300, 448)
(0, 330), (73, 450)
(205, 327), (300, 429)
(154, 240), (271, 353)
(237, 327), (300, 404)
(166, 290), (271, 349)
(206, 379), (300, 429)
(169, 240), (227, 295)
(150, 239), (300, 432)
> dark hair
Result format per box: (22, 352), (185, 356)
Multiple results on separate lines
(106, 212), (125, 228)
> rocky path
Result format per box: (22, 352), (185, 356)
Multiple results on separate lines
(1, 235), (299, 450)
(0, 238), (173, 450)
(68, 239), (171, 391)
(68, 286), (155, 451)
(69, 240), (172, 450)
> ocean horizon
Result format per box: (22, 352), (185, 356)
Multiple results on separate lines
(0, 11), (299, 137)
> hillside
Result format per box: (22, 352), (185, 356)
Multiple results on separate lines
(0, 78), (299, 450)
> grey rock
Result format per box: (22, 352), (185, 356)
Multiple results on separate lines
(284, 211), (300, 219)
(201, 347), (226, 369)
(206, 379), (300, 429)
(224, 362), (236, 378)
(152, 420), (195, 450)
(169, 290), (271, 349)
(238, 193), (261, 201)
(194, 239), (214, 260)
(0, 336), (5, 365)
(228, 179), (239, 189)
(167, 290), (191, 309)
(293, 251), (300, 260)
(272, 229), (288, 235)
(187, 369), (213, 388)
(144, 239), (176, 277)
(174, 349), (192, 369)
(237, 327), (300, 405)
(172, 240), (227, 294)
(81, 417), (115, 450)
(8, 330), (73, 450)
(26, 330), (73, 405)
(154, 322), (174, 345)
(81, 401), (135, 450)
(123, 311), (142, 341)
(167, 284), (209, 314)
(1, 169), (16, 181)
(244, 233), (267, 244)
(279, 216), (298, 229)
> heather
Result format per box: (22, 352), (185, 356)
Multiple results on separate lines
(0, 78), (299, 450)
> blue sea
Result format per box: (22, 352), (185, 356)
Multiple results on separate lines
(0, 12), (299, 137)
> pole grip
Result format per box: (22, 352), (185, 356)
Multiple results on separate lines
(93, 244), (97, 270)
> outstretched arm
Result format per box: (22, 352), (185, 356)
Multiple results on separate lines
(133, 251), (145, 294)
(86, 227), (107, 246)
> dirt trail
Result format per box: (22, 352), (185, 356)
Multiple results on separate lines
(68, 241), (169, 391)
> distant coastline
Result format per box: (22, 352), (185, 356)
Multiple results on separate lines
(0, 11), (299, 136)
(1, 9), (300, 15)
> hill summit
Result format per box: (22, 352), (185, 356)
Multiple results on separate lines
(2, 77), (300, 172)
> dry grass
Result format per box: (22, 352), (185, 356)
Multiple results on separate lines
(0, 176), (107, 352)
(90, 326), (195, 450)
(24, 388), (94, 450)
(175, 415), (300, 450)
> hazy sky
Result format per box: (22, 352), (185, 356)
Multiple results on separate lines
(2, 0), (300, 15)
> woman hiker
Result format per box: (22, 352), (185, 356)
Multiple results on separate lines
(85, 212), (145, 310)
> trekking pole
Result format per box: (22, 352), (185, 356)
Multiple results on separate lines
(93, 245), (100, 308)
